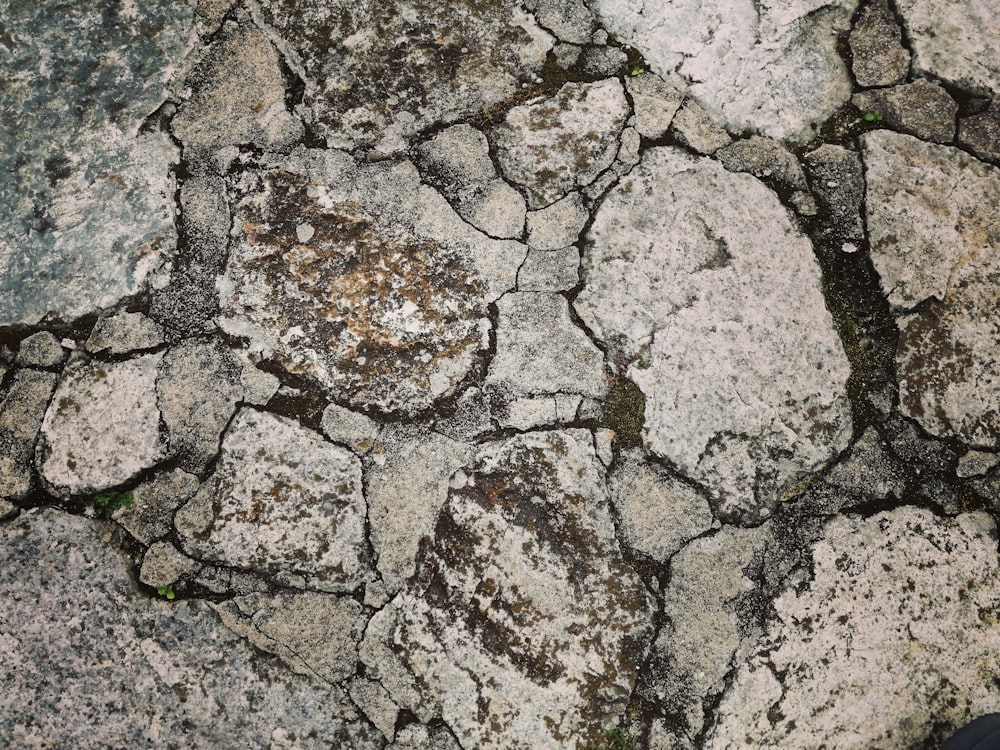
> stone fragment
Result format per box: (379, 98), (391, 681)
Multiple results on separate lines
(493, 79), (629, 208)
(669, 101), (732, 155)
(321, 403), (381, 454)
(212, 591), (365, 684)
(139, 541), (200, 588)
(957, 450), (1000, 478)
(433, 387), (494, 442)
(390, 724), (462, 750)
(487, 292), (607, 399)
(86, 311), (165, 355)
(156, 340), (245, 473)
(802, 143), (866, 246)
(256, 0), (551, 150)
(523, 0), (595, 44)
(175, 408), (370, 592)
(706, 508), (1000, 749)
(579, 45), (627, 77)
(366, 425), (473, 595)
(848, 0), (910, 87)
(821, 427), (907, 502)
(0, 0), (192, 325)
(894, 0), (1000, 94)
(863, 131), (1000, 444)
(15, 332), (65, 368)
(235, 351), (280, 405)
(455, 179), (526, 239)
(517, 247), (580, 291)
(415, 125), (497, 197)
(852, 79), (958, 143)
(789, 190), (818, 216)
(526, 192), (589, 251)
(0, 370), (58, 501)
(349, 678), (399, 741)
(38, 355), (166, 496)
(576, 147), (852, 520)
(116, 469), (200, 545)
(220, 152), (522, 415)
(361, 430), (656, 750)
(716, 136), (808, 191)
(609, 449), (714, 562)
(626, 74), (685, 139)
(0, 508), (383, 748)
(498, 394), (581, 429)
(958, 102), (1000, 164)
(593, 0), (857, 142)
(0, 500), (15, 521)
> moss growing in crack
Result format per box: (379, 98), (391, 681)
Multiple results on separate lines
(588, 728), (635, 750)
(92, 490), (134, 519)
(603, 376), (645, 447)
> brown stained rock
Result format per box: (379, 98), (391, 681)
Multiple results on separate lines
(361, 429), (655, 749)
(848, 0), (910, 87)
(852, 79), (958, 144)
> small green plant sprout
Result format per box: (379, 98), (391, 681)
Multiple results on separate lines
(862, 110), (883, 122)
(589, 728), (635, 750)
(91, 489), (134, 519)
(156, 585), (175, 601)
(630, 66), (645, 76)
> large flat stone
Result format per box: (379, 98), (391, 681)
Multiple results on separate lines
(361, 429), (655, 749)
(576, 147), (852, 520)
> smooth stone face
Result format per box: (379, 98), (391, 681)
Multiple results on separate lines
(361, 430), (656, 750)
(175, 408), (370, 592)
(863, 131), (1000, 445)
(492, 79), (629, 208)
(37, 355), (166, 496)
(0, 508), (383, 749)
(0, 0), (194, 325)
(576, 147), (852, 519)
(256, 0), (551, 150)
(0, 370), (58, 501)
(706, 509), (1000, 749)
(592, 0), (857, 142)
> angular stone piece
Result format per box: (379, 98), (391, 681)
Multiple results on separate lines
(895, 0), (1000, 94)
(669, 101), (732, 155)
(852, 79), (958, 144)
(706, 509), (1000, 749)
(321, 403), (381, 454)
(212, 591), (365, 684)
(415, 125), (497, 197)
(803, 143), (866, 246)
(361, 430), (656, 750)
(524, 0), (595, 44)
(493, 79), (629, 208)
(609, 449), (714, 563)
(116, 469), (200, 545)
(487, 292), (607, 399)
(0, 1), (192, 325)
(350, 677), (400, 741)
(156, 340), (245, 473)
(173, 22), (303, 157)
(626, 74), (685, 140)
(958, 103), (1000, 164)
(863, 131), (1000, 444)
(498, 394), (581, 429)
(257, 0), (551, 150)
(0, 370), (58, 501)
(593, 0), (857, 142)
(579, 45), (627, 77)
(220, 153), (523, 415)
(957, 450), (1000, 479)
(716, 136), (808, 191)
(0, 508), (383, 748)
(140, 541), (200, 588)
(38, 355), (166, 496)
(175, 408), (370, 592)
(86, 311), (165, 355)
(517, 247), (580, 291)
(456, 179), (526, 239)
(576, 147), (852, 520)
(849, 0), (910, 87)
(15, 332), (65, 368)
(526, 192), (589, 251)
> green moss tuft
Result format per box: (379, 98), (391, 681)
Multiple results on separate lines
(603, 377), (645, 447)
(91, 490), (134, 519)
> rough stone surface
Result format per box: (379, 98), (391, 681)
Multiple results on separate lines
(212, 591), (365, 684)
(487, 292), (607, 400)
(86, 311), (165, 355)
(958, 102), (1000, 164)
(610, 449), (714, 563)
(220, 151), (523, 415)
(0, 508), (382, 749)
(706, 508), (1000, 749)
(492, 79), (629, 208)
(526, 192), (589, 251)
(256, 0), (551, 151)
(15, 332), (66, 368)
(626, 74), (685, 139)
(350, 677), (400, 741)
(139, 541), (200, 588)
(852, 79), (958, 143)
(0, 370), (58, 501)
(0, 0), (192, 325)
(593, 0), (857, 142)
(455, 179), (526, 239)
(37, 354), (166, 496)
(577, 147), (852, 519)
(361, 430), (656, 750)
(524, 0), (594, 44)
(116, 469), (200, 545)
(175, 408), (370, 591)
(715, 136), (808, 191)
(802, 143), (866, 248)
(517, 247), (580, 291)
(864, 131), (1000, 445)
(669, 101), (732, 155)
(895, 0), (1000, 94)
(848, 0), (910, 87)
(321, 403), (381, 454)
(416, 125), (497, 196)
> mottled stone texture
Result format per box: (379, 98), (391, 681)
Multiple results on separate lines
(576, 147), (852, 520)
(362, 430), (655, 750)
(848, 0), (910, 86)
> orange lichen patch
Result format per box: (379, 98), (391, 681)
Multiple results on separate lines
(226, 171), (488, 414)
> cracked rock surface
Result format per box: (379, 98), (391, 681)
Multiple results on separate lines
(2, 0), (1000, 748)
